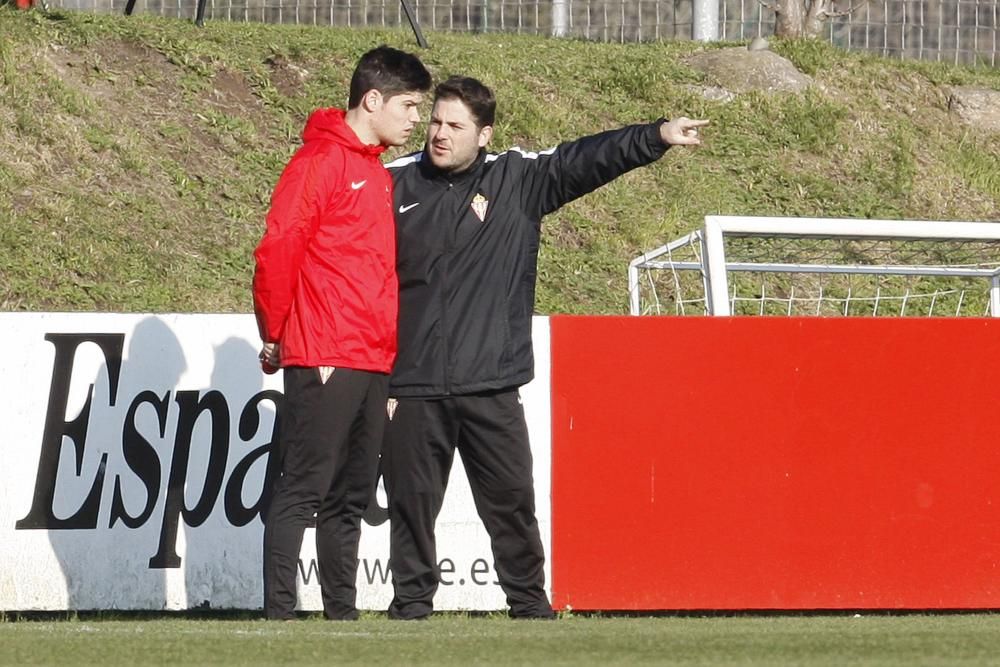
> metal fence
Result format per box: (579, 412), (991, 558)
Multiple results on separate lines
(47, 0), (999, 66)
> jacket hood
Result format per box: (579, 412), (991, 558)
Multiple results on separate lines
(302, 108), (386, 158)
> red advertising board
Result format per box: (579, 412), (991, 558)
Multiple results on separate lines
(550, 316), (1000, 610)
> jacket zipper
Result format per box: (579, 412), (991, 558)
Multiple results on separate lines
(440, 181), (456, 396)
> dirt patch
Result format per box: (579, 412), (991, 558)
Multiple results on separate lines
(208, 68), (264, 115)
(44, 39), (173, 91)
(264, 54), (308, 98)
(37, 40), (225, 166)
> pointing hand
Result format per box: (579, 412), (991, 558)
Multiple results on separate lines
(661, 117), (710, 146)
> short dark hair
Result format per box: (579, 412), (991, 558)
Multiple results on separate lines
(434, 76), (496, 128)
(348, 46), (431, 109)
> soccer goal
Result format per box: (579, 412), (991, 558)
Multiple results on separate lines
(628, 216), (1000, 317)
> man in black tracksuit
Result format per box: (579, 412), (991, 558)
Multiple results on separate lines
(384, 76), (708, 619)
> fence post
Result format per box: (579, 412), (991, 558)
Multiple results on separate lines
(702, 216), (731, 316)
(692, 0), (719, 41)
(990, 274), (1000, 317)
(400, 0), (429, 48)
(552, 0), (568, 36)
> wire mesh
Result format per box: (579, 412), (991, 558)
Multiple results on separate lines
(45, 0), (1000, 65)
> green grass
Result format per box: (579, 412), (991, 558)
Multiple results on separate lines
(1, 8), (1000, 314)
(2, 613), (1000, 665)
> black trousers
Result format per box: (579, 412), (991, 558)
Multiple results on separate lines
(383, 390), (553, 619)
(263, 366), (387, 620)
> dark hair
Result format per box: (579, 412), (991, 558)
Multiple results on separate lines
(434, 76), (496, 128)
(348, 46), (432, 109)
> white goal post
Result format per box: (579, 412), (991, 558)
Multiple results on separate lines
(628, 216), (1000, 317)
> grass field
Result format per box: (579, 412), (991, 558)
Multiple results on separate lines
(3, 613), (1000, 665)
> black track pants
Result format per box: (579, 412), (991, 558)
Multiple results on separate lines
(263, 366), (387, 620)
(383, 390), (553, 619)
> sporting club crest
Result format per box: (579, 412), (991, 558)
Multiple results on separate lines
(471, 193), (489, 222)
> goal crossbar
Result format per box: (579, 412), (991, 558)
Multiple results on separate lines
(703, 216), (1000, 241)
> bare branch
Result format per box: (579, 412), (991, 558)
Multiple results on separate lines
(756, 0), (779, 12)
(810, 0), (869, 21)
(806, 0), (829, 22)
(825, 0), (869, 17)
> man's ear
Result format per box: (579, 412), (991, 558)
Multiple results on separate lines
(478, 125), (493, 148)
(362, 89), (383, 113)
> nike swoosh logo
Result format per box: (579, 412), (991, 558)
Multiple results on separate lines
(398, 202), (420, 213)
(351, 180), (367, 190)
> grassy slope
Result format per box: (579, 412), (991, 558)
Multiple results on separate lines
(1, 8), (1000, 314)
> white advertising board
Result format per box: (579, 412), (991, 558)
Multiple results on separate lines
(0, 313), (551, 612)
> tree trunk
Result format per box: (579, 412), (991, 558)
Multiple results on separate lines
(773, 0), (836, 38)
(803, 0), (831, 37)
(773, 0), (807, 37)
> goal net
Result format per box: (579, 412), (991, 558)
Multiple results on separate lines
(628, 216), (1000, 317)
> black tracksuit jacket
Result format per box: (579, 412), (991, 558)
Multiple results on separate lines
(386, 120), (669, 397)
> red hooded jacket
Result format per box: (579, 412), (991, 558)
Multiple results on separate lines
(253, 108), (397, 373)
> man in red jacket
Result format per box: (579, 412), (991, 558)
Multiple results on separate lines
(252, 45), (430, 621)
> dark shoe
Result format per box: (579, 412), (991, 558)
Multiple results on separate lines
(388, 610), (431, 621)
(510, 609), (557, 620)
(388, 599), (433, 620)
(325, 611), (360, 621)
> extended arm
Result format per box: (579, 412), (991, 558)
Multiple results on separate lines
(518, 116), (709, 217)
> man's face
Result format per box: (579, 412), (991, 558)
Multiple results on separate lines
(426, 97), (492, 173)
(372, 91), (424, 147)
